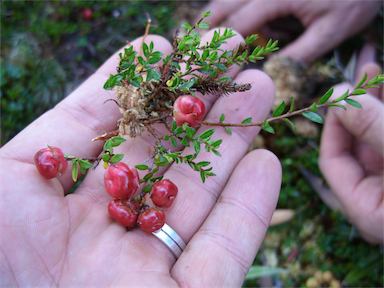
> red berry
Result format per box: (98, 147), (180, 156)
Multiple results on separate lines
(138, 208), (165, 233)
(173, 95), (205, 127)
(108, 198), (140, 227)
(82, 8), (93, 20)
(151, 179), (178, 208)
(104, 162), (140, 199)
(34, 146), (68, 179)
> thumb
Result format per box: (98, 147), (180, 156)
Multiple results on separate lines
(330, 83), (384, 156)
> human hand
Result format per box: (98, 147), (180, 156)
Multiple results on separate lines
(319, 62), (383, 244)
(0, 29), (281, 286)
(203, 0), (380, 64)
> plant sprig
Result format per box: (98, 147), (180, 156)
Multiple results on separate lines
(201, 71), (384, 134)
(97, 12), (384, 186)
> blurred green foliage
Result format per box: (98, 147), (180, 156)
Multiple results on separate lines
(243, 123), (383, 287)
(1, 0), (176, 145)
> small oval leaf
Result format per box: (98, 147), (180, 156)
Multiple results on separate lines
(302, 111), (323, 124)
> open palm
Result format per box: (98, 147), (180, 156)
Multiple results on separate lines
(0, 30), (281, 287)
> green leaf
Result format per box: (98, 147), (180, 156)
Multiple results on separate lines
(261, 119), (274, 132)
(309, 102), (318, 112)
(128, 78), (141, 87)
(157, 161), (169, 167)
(219, 113), (225, 123)
(345, 98), (362, 108)
(317, 88), (334, 105)
(272, 101), (285, 117)
(283, 118), (296, 130)
(170, 137), (178, 147)
(351, 89), (367, 95)
(186, 126), (196, 139)
(112, 136), (126, 144)
(224, 127), (232, 135)
(245, 266), (288, 280)
(261, 120), (275, 134)
(202, 49), (209, 60)
(202, 11), (211, 18)
(103, 74), (123, 90)
(172, 120), (177, 132)
(71, 160), (78, 182)
(79, 166), (87, 175)
(143, 172), (154, 180)
(163, 135), (169, 140)
(102, 153), (111, 162)
(146, 69), (160, 81)
(143, 185), (152, 193)
(302, 111), (323, 124)
(180, 136), (190, 147)
(289, 97), (295, 112)
(174, 126), (184, 134)
(110, 154), (124, 163)
(241, 117), (252, 124)
(197, 66), (215, 75)
(147, 56), (162, 64)
(197, 161), (210, 167)
(193, 141), (201, 154)
(200, 170), (206, 183)
(327, 103), (346, 110)
(245, 34), (258, 45)
(172, 61), (181, 70)
(137, 56), (145, 66)
(149, 176), (163, 183)
(143, 42), (149, 58)
(362, 85), (379, 89)
(212, 139), (222, 148)
(104, 139), (112, 151)
(181, 23), (192, 30)
(78, 159), (93, 170)
(334, 90), (349, 102)
(199, 129), (215, 139)
(197, 22), (210, 29)
(212, 63), (227, 71)
(135, 164), (149, 170)
(149, 41), (154, 53)
(212, 149), (221, 157)
(355, 72), (367, 88)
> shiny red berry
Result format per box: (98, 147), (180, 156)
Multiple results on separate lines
(138, 208), (165, 233)
(104, 162), (140, 199)
(82, 8), (93, 20)
(173, 95), (205, 127)
(151, 179), (178, 208)
(108, 198), (140, 227)
(34, 146), (68, 179)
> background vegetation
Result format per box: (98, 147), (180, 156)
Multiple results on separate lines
(1, 1), (382, 287)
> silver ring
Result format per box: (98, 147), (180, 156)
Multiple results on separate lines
(152, 223), (186, 258)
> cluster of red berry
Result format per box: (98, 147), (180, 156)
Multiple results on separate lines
(104, 162), (178, 233)
(35, 148), (178, 233)
(34, 95), (205, 233)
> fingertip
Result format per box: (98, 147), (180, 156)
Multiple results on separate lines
(245, 148), (282, 206)
(97, 34), (173, 76)
(355, 62), (381, 98)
